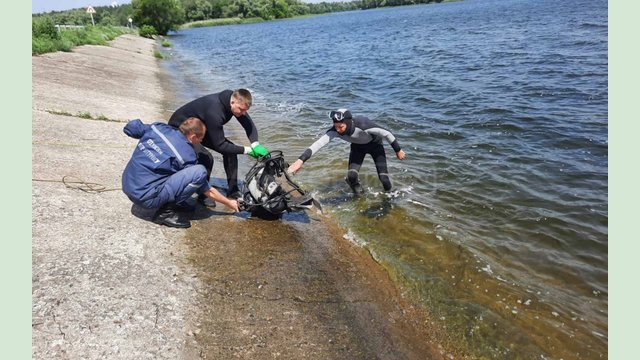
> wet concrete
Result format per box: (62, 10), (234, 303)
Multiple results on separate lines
(180, 211), (449, 359)
(32, 34), (462, 359)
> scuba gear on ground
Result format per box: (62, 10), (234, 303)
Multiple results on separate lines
(240, 150), (322, 219)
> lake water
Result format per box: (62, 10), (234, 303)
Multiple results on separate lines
(161, 0), (608, 357)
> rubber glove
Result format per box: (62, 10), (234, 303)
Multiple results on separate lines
(246, 149), (259, 159)
(252, 144), (269, 157)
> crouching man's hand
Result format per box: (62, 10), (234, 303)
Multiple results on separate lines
(227, 199), (240, 213)
(203, 188), (240, 212)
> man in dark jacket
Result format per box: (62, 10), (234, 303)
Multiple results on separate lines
(168, 89), (268, 200)
(122, 117), (239, 228)
(287, 109), (406, 194)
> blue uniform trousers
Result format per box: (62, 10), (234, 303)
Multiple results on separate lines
(135, 165), (208, 209)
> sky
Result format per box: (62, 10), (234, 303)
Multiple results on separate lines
(32, 0), (132, 14)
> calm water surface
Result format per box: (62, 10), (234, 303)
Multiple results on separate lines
(162, 0), (608, 357)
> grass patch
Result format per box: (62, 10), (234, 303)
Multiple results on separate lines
(161, 39), (171, 47)
(44, 110), (126, 122)
(45, 109), (123, 122)
(48, 109), (73, 116)
(32, 25), (135, 55)
(153, 50), (164, 59)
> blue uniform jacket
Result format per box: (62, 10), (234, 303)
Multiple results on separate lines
(122, 119), (206, 202)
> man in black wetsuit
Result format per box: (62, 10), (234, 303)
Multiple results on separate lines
(287, 108), (406, 194)
(169, 89), (268, 201)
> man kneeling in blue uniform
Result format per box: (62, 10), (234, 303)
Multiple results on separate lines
(122, 117), (240, 228)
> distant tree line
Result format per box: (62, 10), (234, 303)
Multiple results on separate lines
(32, 4), (135, 27)
(33, 0), (442, 36)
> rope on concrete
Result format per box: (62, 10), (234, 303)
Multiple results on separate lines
(32, 175), (121, 193)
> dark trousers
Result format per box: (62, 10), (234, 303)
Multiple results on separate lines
(347, 142), (392, 191)
(195, 145), (240, 194)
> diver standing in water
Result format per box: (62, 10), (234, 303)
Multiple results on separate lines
(287, 109), (406, 194)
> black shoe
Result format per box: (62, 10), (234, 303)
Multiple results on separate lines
(131, 203), (156, 221)
(197, 194), (216, 208)
(153, 204), (191, 228)
(174, 201), (196, 212)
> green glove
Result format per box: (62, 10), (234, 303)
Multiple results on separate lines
(247, 149), (259, 159)
(252, 144), (269, 157)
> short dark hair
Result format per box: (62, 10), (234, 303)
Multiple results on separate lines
(179, 117), (206, 137)
(232, 88), (253, 107)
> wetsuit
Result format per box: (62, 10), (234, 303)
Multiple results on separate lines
(168, 90), (258, 195)
(122, 119), (210, 208)
(298, 116), (402, 191)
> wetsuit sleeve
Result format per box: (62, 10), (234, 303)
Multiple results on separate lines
(237, 114), (259, 143)
(366, 127), (402, 153)
(123, 119), (150, 139)
(203, 111), (246, 154)
(298, 131), (337, 162)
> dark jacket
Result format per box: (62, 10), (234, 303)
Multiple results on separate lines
(168, 90), (258, 154)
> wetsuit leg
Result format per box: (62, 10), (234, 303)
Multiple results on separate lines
(223, 153), (239, 195)
(347, 144), (367, 190)
(370, 144), (392, 191)
(196, 145), (214, 181)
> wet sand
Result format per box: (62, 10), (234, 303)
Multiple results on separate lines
(32, 34), (463, 359)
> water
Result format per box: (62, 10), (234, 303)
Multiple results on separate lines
(161, 0), (608, 358)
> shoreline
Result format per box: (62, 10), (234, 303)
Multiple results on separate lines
(32, 34), (463, 359)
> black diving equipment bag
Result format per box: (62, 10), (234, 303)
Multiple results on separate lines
(239, 151), (321, 219)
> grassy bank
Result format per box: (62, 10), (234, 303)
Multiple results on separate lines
(32, 22), (134, 55)
(180, 13), (324, 30)
(180, 17), (264, 29)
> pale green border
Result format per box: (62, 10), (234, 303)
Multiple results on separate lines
(610, 0), (635, 358)
(3, 0), (31, 358)
(16, 0), (620, 358)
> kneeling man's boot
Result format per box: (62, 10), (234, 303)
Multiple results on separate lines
(131, 203), (156, 221)
(153, 204), (191, 228)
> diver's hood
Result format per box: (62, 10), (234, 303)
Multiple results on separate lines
(343, 117), (355, 136)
